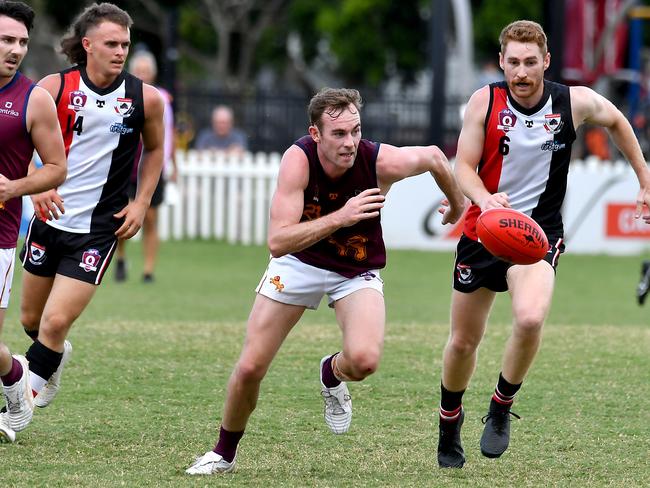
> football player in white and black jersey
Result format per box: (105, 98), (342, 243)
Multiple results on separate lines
(16, 3), (164, 415)
(436, 20), (650, 468)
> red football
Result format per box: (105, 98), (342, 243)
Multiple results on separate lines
(476, 208), (549, 265)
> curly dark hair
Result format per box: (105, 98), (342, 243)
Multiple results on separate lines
(0, 1), (35, 32)
(60, 2), (133, 65)
(308, 88), (363, 130)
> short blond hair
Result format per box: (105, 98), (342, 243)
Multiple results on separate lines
(499, 20), (547, 55)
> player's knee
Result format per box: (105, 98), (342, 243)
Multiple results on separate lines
(234, 358), (267, 384)
(347, 349), (380, 379)
(513, 311), (545, 336)
(40, 314), (72, 341)
(20, 307), (40, 332)
(447, 335), (480, 357)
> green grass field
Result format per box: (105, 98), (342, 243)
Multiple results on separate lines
(1, 240), (649, 487)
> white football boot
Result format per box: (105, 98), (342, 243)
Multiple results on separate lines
(2, 355), (34, 431)
(320, 355), (352, 434)
(34, 340), (72, 408)
(185, 451), (236, 475)
(0, 412), (16, 443)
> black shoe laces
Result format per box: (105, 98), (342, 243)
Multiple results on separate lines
(481, 409), (521, 426)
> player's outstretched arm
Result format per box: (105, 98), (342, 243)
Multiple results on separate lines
(0, 86), (66, 203)
(267, 145), (385, 258)
(572, 86), (650, 221)
(114, 84), (165, 239)
(376, 143), (465, 224)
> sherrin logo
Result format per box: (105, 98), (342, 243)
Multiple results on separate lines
(498, 218), (545, 244)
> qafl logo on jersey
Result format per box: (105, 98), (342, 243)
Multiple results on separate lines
(114, 98), (135, 117)
(496, 109), (517, 132)
(79, 248), (101, 272)
(67, 91), (87, 112)
(543, 113), (564, 134)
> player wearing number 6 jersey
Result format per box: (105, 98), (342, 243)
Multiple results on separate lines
(185, 87), (466, 475)
(16, 2), (164, 417)
(436, 20), (650, 468)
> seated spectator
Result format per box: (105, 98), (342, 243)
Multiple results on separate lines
(194, 105), (248, 154)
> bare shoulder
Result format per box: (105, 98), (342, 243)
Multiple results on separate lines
(28, 85), (55, 106)
(26, 86), (57, 128)
(569, 85), (609, 126)
(464, 86), (490, 121)
(142, 83), (164, 117)
(37, 73), (61, 99)
(277, 144), (309, 188)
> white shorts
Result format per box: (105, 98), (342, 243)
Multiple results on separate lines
(0, 248), (16, 309)
(256, 254), (384, 310)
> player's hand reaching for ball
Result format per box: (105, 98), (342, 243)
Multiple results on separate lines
(438, 198), (466, 225)
(338, 188), (385, 227)
(479, 192), (510, 211)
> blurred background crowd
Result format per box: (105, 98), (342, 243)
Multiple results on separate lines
(20, 0), (650, 161)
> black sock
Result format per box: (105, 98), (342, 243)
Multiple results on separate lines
(214, 426), (244, 463)
(493, 372), (522, 406)
(25, 340), (63, 382)
(440, 382), (465, 421)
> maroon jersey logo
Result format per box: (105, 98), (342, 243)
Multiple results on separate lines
(497, 109), (517, 132)
(79, 248), (101, 272)
(68, 91), (87, 112)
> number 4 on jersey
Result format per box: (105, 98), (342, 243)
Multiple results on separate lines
(72, 115), (84, 136)
(67, 114), (84, 136)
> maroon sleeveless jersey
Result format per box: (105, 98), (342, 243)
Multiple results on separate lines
(0, 72), (36, 248)
(292, 135), (386, 278)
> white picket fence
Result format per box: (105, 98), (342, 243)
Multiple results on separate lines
(160, 153), (650, 255)
(158, 151), (281, 244)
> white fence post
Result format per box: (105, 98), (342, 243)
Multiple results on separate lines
(165, 151), (282, 244)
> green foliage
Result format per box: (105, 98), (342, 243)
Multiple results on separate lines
(289, 0), (427, 87)
(472, 0), (544, 62)
(1, 241), (649, 486)
(178, 4), (217, 54)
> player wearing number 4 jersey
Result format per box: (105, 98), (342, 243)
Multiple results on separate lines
(437, 20), (650, 468)
(186, 87), (465, 475)
(15, 2), (164, 417)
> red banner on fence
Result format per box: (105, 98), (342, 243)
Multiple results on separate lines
(606, 203), (650, 237)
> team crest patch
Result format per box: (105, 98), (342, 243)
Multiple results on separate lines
(79, 248), (101, 272)
(497, 109), (517, 132)
(114, 98), (135, 117)
(68, 90), (87, 112)
(456, 264), (473, 285)
(543, 113), (563, 134)
(28, 243), (46, 265)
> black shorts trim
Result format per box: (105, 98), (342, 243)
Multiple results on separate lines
(452, 234), (565, 293)
(20, 216), (118, 285)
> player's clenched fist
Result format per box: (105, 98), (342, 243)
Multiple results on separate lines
(338, 187), (385, 227)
